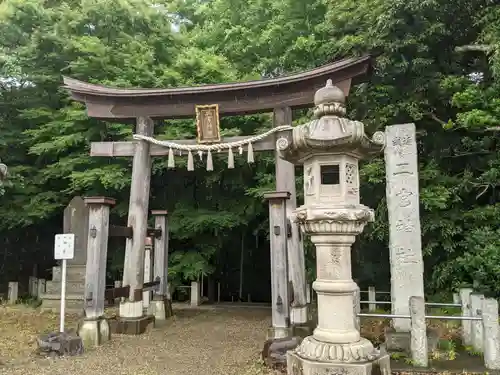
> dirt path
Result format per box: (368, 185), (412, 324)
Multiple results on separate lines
(0, 306), (278, 375)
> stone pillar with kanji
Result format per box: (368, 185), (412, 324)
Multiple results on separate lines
(278, 80), (390, 375)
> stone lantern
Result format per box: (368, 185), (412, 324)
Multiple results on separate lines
(277, 80), (389, 375)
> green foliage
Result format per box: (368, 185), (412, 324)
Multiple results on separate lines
(0, 0), (499, 298)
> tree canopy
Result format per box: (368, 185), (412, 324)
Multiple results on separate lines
(0, 0), (499, 298)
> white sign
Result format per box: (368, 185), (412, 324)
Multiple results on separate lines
(54, 233), (75, 260)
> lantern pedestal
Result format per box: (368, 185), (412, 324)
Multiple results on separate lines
(277, 79), (389, 375)
(286, 205), (390, 375)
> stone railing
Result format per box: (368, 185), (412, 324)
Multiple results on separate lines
(357, 289), (500, 370)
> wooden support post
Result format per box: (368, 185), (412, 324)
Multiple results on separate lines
(264, 191), (292, 339)
(142, 237), (153, 311)
(78, 196), (115, 348)
(273, 107), (308, 327)
(120, 116), (154, 319)
(151, 210), (173, 320)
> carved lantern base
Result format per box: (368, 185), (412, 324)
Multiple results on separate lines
(286, 204), (391, 375)
(287, 350), (391, 375)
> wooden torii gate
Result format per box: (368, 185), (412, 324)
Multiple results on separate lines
(63, 55), (371, 336)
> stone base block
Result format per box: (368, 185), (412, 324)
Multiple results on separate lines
(151, 298), (173, 321)
(40, 295), (84, 314)
(385, 327), (439, 352)
(263, 336), (303, 369)
(287, 351), (391, 375)
(267, 326), (294, 340)
(109, 315), (154, 335)
(77, 317), (111, 349)
(37, 331), (84, 357)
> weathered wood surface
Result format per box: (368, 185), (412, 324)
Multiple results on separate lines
(84, 197), (115, 319)
(273, 107), (307, 325)
(63, 57), (366, 120)
(104, 279), (160, 302)
(152, 211), (169, 298)
(143, 242), (153, 309)
(265, 191), (291, 337)
(121, 117), (154, 317)
(108, 225), (161, 239)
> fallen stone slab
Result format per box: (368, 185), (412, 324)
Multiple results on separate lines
(36, 331), (84, 357)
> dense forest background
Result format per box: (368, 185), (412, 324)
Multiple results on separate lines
(0, 0), (499, 301)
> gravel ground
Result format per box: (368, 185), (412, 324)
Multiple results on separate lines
(0, 305), (279, 375)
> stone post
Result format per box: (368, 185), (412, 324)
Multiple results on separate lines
(142, 237), (153, 312)
(410, 296), (428, 367)
(264, 191), (292, 339)
(280, 80), (390, 375)
(151, 210), (173, 320)
(471, 293), (485, 352)
(368, 286), (376, 312)
(482, 297), (500, 370)
(41, 196), (89, 313)
(78, 197), (115, 349)
(37, 279), (46, 298)
(384, 123), (425, 350)
(460, 287), (473, 346)
(191, 281), (200, 307)
(8, 282), (18, 304)
(29, 276), (38, 298)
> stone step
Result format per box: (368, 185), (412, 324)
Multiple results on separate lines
(40, 294), (85, 313)
(51, 266), (86, 282)
(45, 281), (85, 295)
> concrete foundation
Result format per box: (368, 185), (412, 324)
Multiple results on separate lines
(151, 298), (173, 321)
(109, 315), (154, 335)
(77, 317), (111, 349)
(267, 326), (294, 340)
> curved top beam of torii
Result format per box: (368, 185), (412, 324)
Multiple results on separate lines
(62, 55), (371, 121)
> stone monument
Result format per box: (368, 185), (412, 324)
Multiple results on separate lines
(384, 124), (425, 351)
(42, 196), (89, 312)
(278, 80), (390, 375)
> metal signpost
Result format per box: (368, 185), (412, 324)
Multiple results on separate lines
(54, 233), (75, 332)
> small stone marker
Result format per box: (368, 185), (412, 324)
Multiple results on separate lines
(37, 279), (46, 298)
(8, 282), (18, 304)
(191, 281), (200, 306)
